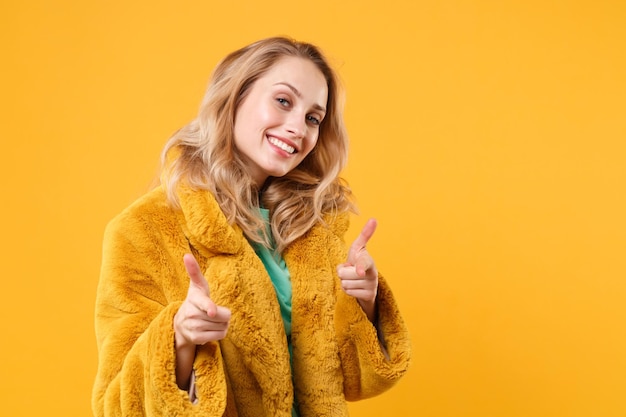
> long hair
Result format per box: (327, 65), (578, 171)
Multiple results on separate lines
(160, 36), (355, 253)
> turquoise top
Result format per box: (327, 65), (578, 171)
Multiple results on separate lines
(251, 209), (292, 336)
(250, 208), (297, 416)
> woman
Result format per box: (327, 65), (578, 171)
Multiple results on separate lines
(92, 36), (411, 417)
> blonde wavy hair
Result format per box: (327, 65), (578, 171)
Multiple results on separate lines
(160, 36), (355, 253)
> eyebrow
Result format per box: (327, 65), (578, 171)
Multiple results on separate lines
(274, 82), (327, 113)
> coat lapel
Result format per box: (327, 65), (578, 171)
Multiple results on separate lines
(176, 185), (293, 414)
(286, 224), (346, 414)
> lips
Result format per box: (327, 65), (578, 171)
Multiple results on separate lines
(267, 136), (297, 154)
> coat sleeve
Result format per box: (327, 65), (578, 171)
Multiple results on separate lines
(335, 274), (412, 400)
(328, 215), (412, 401)
(91, 209), (228, 417)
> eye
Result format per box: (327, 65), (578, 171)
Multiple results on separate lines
(276, 97), (290, 107)
(307, 114), (321, 126)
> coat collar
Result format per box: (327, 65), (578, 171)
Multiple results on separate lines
(175, 184), (243, 256)
(171, 167), (351, 257)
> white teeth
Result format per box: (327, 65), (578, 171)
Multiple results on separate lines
(268, 137), (295, 154)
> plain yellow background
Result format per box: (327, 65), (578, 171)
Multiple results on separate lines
(1, 0), (625, 416)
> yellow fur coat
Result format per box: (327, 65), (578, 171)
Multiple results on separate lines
(92, 184), (411, 416)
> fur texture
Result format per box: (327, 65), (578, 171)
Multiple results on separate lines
(92, 185), (411, 416)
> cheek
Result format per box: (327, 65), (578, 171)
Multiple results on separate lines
(235, 101), (273, 134)
(261, 105), (283, 125)
(303, 134), (319, 156)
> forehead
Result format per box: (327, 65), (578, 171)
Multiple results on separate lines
(257, 56), (328, 106)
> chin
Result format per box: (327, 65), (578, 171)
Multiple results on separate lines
(266, 166), (295, 179)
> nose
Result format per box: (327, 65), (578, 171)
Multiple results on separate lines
(285, 112), (306, 138)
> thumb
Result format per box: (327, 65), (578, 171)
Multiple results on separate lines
(183, 253), (209, 295)
(354, 253), (374, 277)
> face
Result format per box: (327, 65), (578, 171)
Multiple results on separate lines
(233, 56), (328, 187)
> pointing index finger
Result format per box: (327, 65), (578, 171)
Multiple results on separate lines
(352, 218), (377, 251)
(183, 253), (217, 317)
(183, 253), (209, 294)
(348, 218), (377, 264)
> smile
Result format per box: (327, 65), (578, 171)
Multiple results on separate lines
(268, 136), (296, 154)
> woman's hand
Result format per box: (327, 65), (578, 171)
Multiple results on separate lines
(337, 219), (379, 323)
(175, 254), (232, 345)
(173, 254), (231, 389)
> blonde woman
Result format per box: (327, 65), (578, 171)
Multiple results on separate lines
(92, 37), (411, 417)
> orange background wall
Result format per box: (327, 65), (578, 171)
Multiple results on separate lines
(1, 1), (625, 416)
